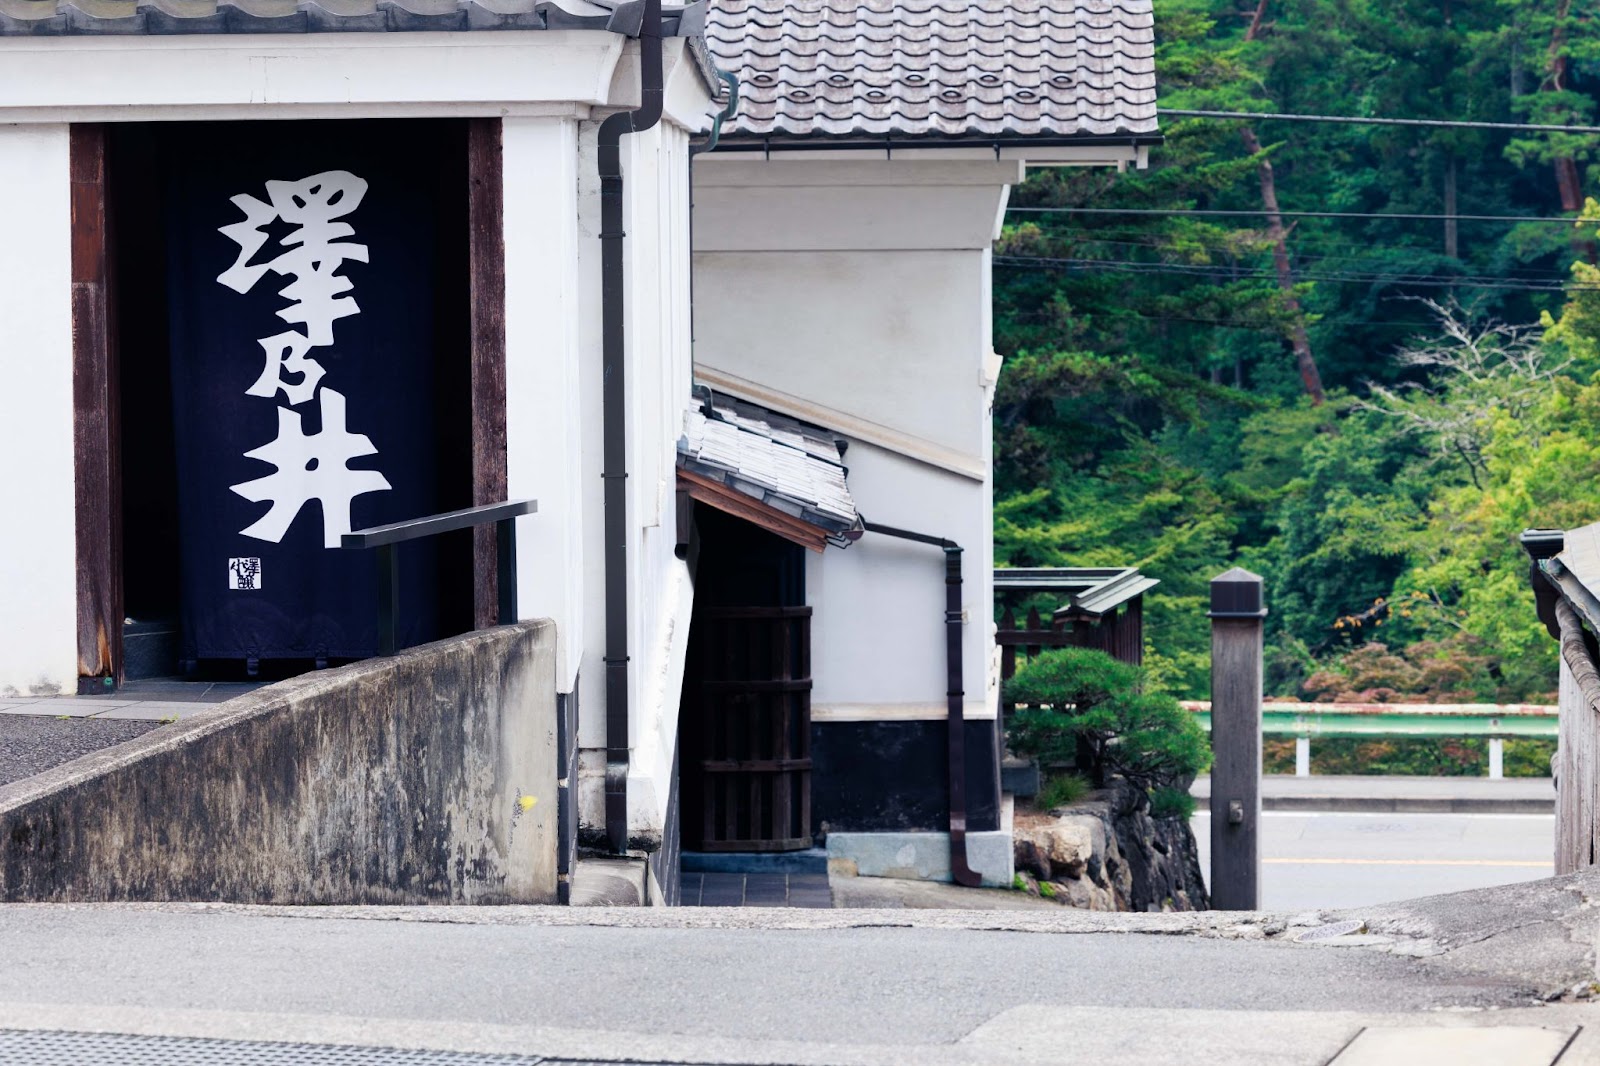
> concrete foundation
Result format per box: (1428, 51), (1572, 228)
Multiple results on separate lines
(827, 829), (1014, 888)
(0, 622), (559, 904)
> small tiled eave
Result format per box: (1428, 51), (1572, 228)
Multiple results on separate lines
(677, 390), (862, 555)
(0, 0), (705, 37)
(703, 0), (1160, 148)
(993, 566), (1158, 619)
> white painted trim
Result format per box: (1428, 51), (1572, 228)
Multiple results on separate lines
(1001, 144), (1143, 166)
(981, 348), (1004, 392)
(603, 38), (715, 133)
(503, 116), (585, 692)
(813, 702), (997, 722)
(694, 156), (1025, 188)
(0, 102), (597, 124)
(693, 365), (988, 481)
(0, 31), (629, 121)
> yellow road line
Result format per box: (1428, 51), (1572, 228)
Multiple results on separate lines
(1264, 858), (1551, 867)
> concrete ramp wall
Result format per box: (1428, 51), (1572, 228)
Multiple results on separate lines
(0, 622), (558, 904)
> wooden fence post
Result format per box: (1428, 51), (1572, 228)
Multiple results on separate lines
(1209, 567), (1267, 910)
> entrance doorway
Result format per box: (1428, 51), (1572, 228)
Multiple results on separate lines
(72, 118), (502, 688)
(680, 507), (814, 852)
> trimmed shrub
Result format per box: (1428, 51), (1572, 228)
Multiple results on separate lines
(1005, 646), (1211, 789)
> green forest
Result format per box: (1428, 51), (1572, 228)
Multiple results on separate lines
(994, 0), (1600, 704)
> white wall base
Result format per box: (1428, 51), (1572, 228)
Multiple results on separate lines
(826, 829), (1014, 888)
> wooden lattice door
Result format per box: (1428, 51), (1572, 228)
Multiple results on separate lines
(689, 605), (812, 851)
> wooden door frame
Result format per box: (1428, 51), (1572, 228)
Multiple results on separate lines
(68, 118), (510, 688)
(71, 124), (122, 693)
(468, 117), (509, 632)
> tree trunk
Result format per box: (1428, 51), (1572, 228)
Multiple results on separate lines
(1241, 0), (1326, 405)
(1240, 126), (1326, 404)
(1444, 156), (1459, 259)
(1542, 0), (1594, 260)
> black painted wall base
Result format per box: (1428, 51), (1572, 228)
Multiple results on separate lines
(810, 717), (1002, 836)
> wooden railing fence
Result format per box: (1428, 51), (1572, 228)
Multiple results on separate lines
(997, 599), (1144, 719)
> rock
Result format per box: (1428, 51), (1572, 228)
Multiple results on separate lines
(1014, 779), (1210, 913)
(1013, 819), (1092, 881)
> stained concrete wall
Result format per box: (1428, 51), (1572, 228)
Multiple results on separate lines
(0, 622), (558, 904)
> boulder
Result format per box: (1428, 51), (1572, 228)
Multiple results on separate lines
(1013, 779), (1209, 912)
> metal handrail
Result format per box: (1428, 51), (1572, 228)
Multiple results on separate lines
(342, 499), (538, 656)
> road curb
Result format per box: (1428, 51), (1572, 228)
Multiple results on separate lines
(1259, 796), (1553, 814)
(1190, 793), (1555, 814)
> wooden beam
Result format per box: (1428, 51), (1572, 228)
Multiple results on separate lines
(71, 124), (122, 692)
(676, 470), (830, 553)
(468, 118), (509, 631)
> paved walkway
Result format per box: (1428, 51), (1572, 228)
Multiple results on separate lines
(0, 681), (266, 789)
(1192, 774), (1554, 813)
(0, 679), (265, 723)
(680, 871), (833, 908)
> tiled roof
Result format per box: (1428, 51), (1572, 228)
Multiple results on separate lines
(678, 390), (861, 539)
(704, 0), (1158, 142)
(0, 0), (703, 37)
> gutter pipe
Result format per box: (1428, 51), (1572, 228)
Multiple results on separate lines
(600, 0), (664, 855)
(690, 71), (741, 158)
(862, 520), (981, 887)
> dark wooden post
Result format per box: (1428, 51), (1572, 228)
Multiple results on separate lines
(468, 118), (508, 631)
(1209, 567), (1266, 910)
(71, 124), (123, 692)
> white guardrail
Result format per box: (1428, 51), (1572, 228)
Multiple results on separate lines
(1180, 701), (1558, 779)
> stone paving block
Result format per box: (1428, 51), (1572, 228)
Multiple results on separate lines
(742, 877), (788, 905)
(1, 700), (137, 718)
(1331, 1026), (1575, 1066)
(88, 703), (206, 722)
(744, 874), (787, 891)
(697, 874), (746, 907)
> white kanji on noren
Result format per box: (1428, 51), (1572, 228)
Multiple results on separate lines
(216, 170), (371, 346)
(220, 168), (389, 549)
(230, 388), (392, 549)
(247, 331), (326, 406)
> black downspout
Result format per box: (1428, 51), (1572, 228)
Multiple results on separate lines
(600, 0), (664, 855)
(863, 521), (981, 887)
(688, 71), (740, 369)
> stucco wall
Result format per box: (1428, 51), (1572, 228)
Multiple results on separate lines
(0, 123), (76, 697)
(695, 248), (992, 461)
(0, 621), (559, 904)
(810, 438), (997, 722)
(692, 153), (1008, 729)
(572, 115), (698, 850)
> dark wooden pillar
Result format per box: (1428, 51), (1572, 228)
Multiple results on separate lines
(1208, 567), (1266, 910)
(71, 124), (122, 692)
(468, 118), (508, 631)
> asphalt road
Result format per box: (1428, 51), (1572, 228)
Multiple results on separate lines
(2, 887), (1599, 1066)
(0, 904), (1553, 1058)
(1193, 811), (1556, 910)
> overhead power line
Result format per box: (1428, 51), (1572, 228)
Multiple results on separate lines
(1055, 233), (1586, 280)
(1007, 206), (1596, 225)
(1162, 108), (1600, 136)
(992, 255), (1600, 293)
